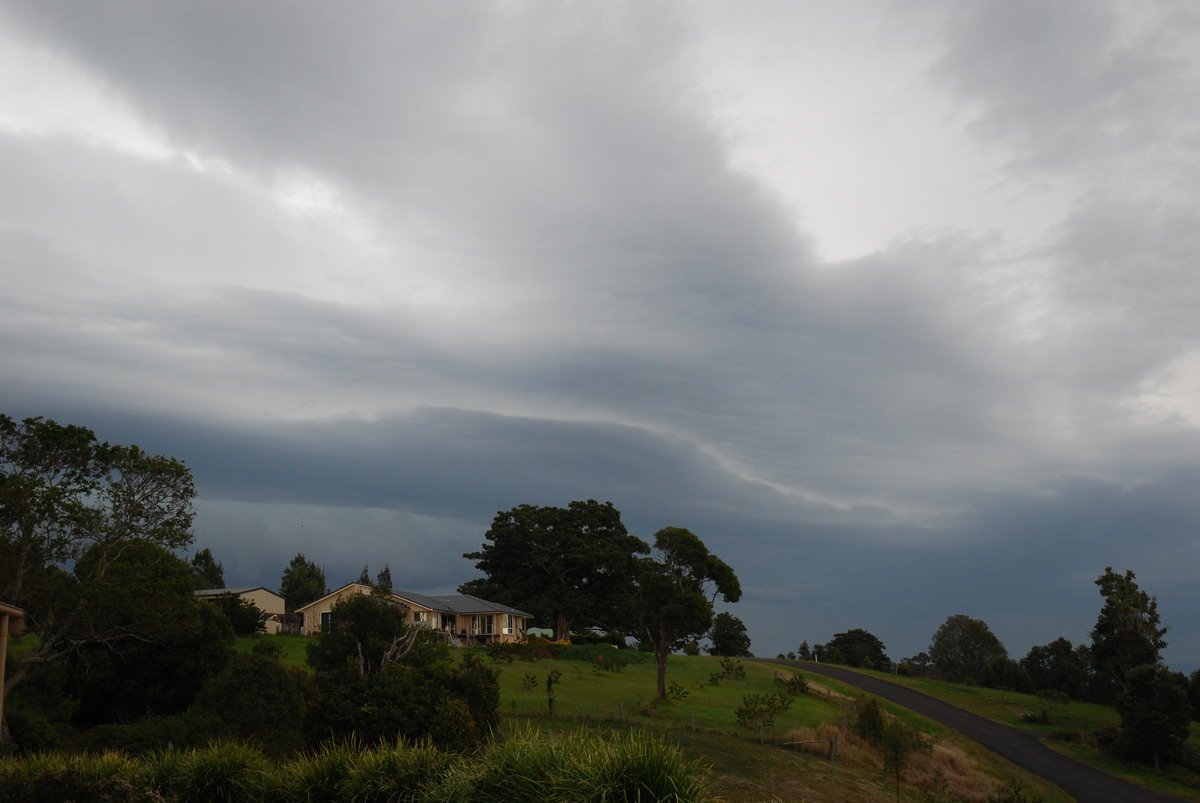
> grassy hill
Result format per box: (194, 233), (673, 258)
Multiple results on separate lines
(240, 636), (1200, 801)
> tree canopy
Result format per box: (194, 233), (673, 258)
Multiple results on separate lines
(928, 614), (1007, 685)
(0, 414), (196, 716)
(280, 552), (327, 612)
(190, 547), (225, 590)
(707, 612), (752, 657)
(636, 526), (741, 698)
(1090, 566), (1167, 702)
(460, 500), (649, 639)
(823, 628), (891, 670)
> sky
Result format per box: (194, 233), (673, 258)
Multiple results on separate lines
(2, 0), (1199, 667)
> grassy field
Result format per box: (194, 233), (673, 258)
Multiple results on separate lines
(837, 666), (1200, 801)
(230, 636), (1200, 801)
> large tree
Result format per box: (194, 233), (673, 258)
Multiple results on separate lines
(636, 527), (741, 698)
(280, 552), (327, 612)
(190, 547), (225, 590)
(928, 614), (1007, 685)
(707, 611), (752, 657)
(824, 628), (891, 670)
(460, 500), (649, 639)
(1090, 566), (1167, 702)
(0, 414), (195, 745)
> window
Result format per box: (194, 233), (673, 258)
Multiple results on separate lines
(506, 614), (516, 633)
(474, 615), (494, 635)
(320, 611), (331, 632)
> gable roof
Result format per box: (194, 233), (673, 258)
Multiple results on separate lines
(296, 583), (530, 618)
(194, 586), (282, 599)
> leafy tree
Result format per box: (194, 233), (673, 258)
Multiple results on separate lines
(825, 628), (891, 670)
(280, 552), (327, 612)
(375, 563), (393, 593)
(880, 720), (929, 803)
(307, 592), (440, 676)
(210, 591), (268, 636)
(357, 564), (371, 585)
(1114, 665), (1193, 768)
(65, 541), (234, 726)
(707, 612), (752, 657)
(928, 614), (1007, 685)
(979, 657), (1032, 693)
(797, 641), (812, 661)
(635, 527), (741, 698)
(1019, 637), (1091, 699)
(1090, 567), (1167, 702)
(192, 651), (305, 756)
(0, 414), (195, 745)
(460, 500), (649, 639)
(190, 547), (224, 590)
(304, 592), (498, 748)
(1189, 669), (1200, 723)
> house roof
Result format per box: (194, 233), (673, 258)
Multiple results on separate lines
(194, 586), (282, 599)
(296, 583), (530, 618)
(0, 601), (25, 635)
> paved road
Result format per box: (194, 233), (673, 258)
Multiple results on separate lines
(762, 660), (1188, 803)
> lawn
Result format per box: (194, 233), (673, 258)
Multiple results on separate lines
(828, 666), (1200, 801)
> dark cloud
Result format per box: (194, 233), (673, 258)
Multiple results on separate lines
(2, 2), (1200, 664)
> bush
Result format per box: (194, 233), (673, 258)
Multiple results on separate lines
(340, 740), (453, 802)
(0, 751), (163, 803)
(852, 698), (886, 746)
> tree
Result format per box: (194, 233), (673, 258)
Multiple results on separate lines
(825, 628), (891, 670)
(307, 592), (434, 676)
(64, 540), (234, 726)
(1020, 638), (1091, 699)
(880, 720), (929, 803)
(1090, 567), (1167, 702)
(192, 650), (305, 756)
(460, 500), (649, 639)
(280, 552), (327, 612)
(797, 641), (812, 661)
(707, 611), (752, 657)
(0, 414), (195, 745)
(190, 547), (225, 590)
(928, 614), (1007, 685)
(357, 564), (371, 585)
(636, 527), (741, 698)
(1114, 665), (1193, 768)
(210, 592), (268, 636)
(375, 563), (393, 593)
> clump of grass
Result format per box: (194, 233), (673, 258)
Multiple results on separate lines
(340, 739), (452, 802)
(0, 750), (160, 803)
(282, 737), (364, 802)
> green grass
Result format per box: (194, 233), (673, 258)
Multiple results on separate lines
(233, 633), (313, 670)
(824, 666), (1200, 801)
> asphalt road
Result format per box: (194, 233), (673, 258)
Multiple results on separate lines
(762, 660), (1188, 803)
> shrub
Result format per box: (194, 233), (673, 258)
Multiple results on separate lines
(168, 741), (269, 803)
(282, 738), (363, 803)
(0, 751), (162, 803)
(340, 740), (453, 803)
(852, 698), (886, 746)
(735, 693), (793, 731)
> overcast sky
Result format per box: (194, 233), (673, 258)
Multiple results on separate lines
(3, 0), (1199, 666)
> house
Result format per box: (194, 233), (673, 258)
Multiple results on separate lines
(295, 583), (531, 644)
(0, 601), (26, 740)
(195, 587), (287, 634)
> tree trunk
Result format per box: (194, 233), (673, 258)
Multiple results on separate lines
(656, 646), (669, 698)
(555, 610), (571, 642)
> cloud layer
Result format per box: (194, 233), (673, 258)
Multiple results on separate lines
(3, 0), (1199, 664)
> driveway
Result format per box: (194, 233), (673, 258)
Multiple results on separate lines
(762, 660), (1189, 802)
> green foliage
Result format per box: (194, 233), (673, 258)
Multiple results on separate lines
(151, 741), (270, 803)
(777, 671), (809, 697)
(706, 611), (752, 657)
(980, 656), (1033, 693)
(824, 627), (890, 669)
(879, 719), (930, 803)
(735, 692), (793, 730)
(307, 591), (438, 676)
(853, 697), (887, 745)
(190, 547), (224, 590)
(987, 779), (1046, 803)
(66, 545), (235, 726)
(192, 651), (306, 756)
(339, 740), (452, 802)
(461, 500), (649, 639)
(636, 527), (741, 698)
(592, 651), (629, 673)
(280, 552), (327, 612)
(209, 591), (268, 636)
(1020, 637), (1092, 700)
(928, 614), (1008, 685)
(0, 414), (196, 717)
(1091, 567), (1168, 702)
(0, 750), (162, 803)
(1114, 664), (1193, 767)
